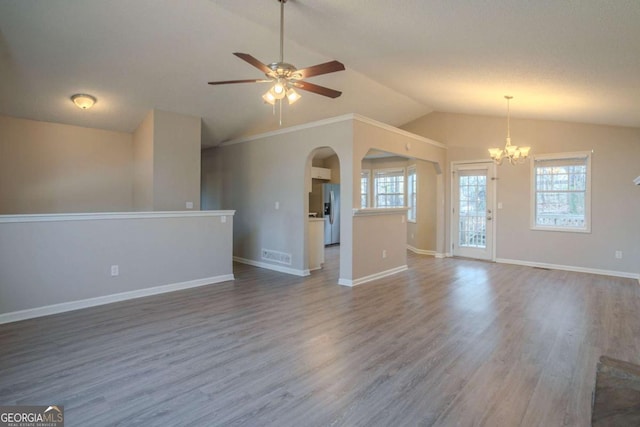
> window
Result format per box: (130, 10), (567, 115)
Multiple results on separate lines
(374, 168), (405, 208)
(360, 169), (370, 208)
(407, 166), (417, 221)
(531, 152), (591, 232)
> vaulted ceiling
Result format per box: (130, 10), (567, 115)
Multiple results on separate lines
(1, 0), (638, 147)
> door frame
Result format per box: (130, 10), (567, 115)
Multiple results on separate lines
(450, 160), (498, 261)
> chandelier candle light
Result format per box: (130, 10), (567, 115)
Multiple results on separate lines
(489, 96), (531, 165)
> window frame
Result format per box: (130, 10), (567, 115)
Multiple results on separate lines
(360, 169), (371, 208)
(373, 168), (406, 208)
(407, 165), (417, 222)
(530, 151), (592, 233)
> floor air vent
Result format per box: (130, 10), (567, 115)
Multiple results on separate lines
(262, 249), (292, 265)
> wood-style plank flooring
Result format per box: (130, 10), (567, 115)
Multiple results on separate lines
(1, 247), (639, 426)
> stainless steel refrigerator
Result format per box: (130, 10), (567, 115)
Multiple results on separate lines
(310, 183), (340, 245)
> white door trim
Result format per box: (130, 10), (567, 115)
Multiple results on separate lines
(450, 160), (498, 261)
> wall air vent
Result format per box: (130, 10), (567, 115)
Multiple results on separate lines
(261, 249), (292, 265)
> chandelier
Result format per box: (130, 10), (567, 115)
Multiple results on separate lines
(488, 95), (530, 165)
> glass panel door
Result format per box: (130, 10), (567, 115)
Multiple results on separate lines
(452, 163), (495, 260)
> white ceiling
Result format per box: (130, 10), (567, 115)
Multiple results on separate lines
(1, 0), (639, 147)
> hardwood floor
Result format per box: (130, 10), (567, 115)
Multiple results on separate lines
(1, 247), (639, 426)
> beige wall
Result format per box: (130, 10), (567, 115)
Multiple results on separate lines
(352, 212), (407, 280)
(409, 160), (438, 252)
(361, 156), (438, 253)
(201, 115), (448, 284)
(202, 119), (355, 280)
(0, 110), (201, 215)
(402, 112), (640, 276)
(353, 119), (447, 256)
(0, 212), (234, 321)
(153, 109), (201, 211)
(324, 154), (341, 184)
(133, 110), (154, 211)
(0, 115), (133, 214)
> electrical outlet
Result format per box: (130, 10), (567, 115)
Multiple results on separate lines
(110, 265), (119, 277)
(382, 250), (387, 259)
(275, 201), (279, 210)
(221, 215), (226, 223)
(615, 250), (623, 259)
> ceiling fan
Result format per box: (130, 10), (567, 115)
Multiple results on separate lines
(208, 0), (345, 107)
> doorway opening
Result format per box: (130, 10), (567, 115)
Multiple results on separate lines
(306, 147), (341, 273)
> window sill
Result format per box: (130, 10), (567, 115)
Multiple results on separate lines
(530, 225), (591, 234)
(353, 207), (409, 216)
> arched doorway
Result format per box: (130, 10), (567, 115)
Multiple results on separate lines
(305, 146), (341, 276)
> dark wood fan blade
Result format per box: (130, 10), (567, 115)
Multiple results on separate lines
(233, 52), (274, 76)
(208, 79), (271, 85)
(296, 60), (345, 79)
(293, 80), (342, 98)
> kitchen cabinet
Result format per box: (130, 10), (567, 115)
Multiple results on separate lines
(308, 218), (325, 270)
(311, 167), (331, 180)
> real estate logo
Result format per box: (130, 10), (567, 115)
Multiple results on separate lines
(0, 405), (64, 427)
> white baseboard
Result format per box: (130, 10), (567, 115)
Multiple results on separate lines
(407, 245), (447, 258)
(339, 265), (408, 287)
(0, 274), (235, 325)
(234, 256), (310, 277)
(407, 245), (436, 256)
(496, 258), (640, 281)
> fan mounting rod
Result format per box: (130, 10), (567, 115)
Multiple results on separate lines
(278, 0), (287, 63)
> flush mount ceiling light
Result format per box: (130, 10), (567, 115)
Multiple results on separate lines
(488, 96), (531, 165)
(71, 94), (96, 110)
(207, 0), (345, 125)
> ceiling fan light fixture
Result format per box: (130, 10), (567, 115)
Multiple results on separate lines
(71, 93), (96, 110)
(286, 88), (301, 104)
(273, 80), (285, 95)
(262, 91), (276, 105)
(207, 0), (344, 125)
(269, 84), (286, 100)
